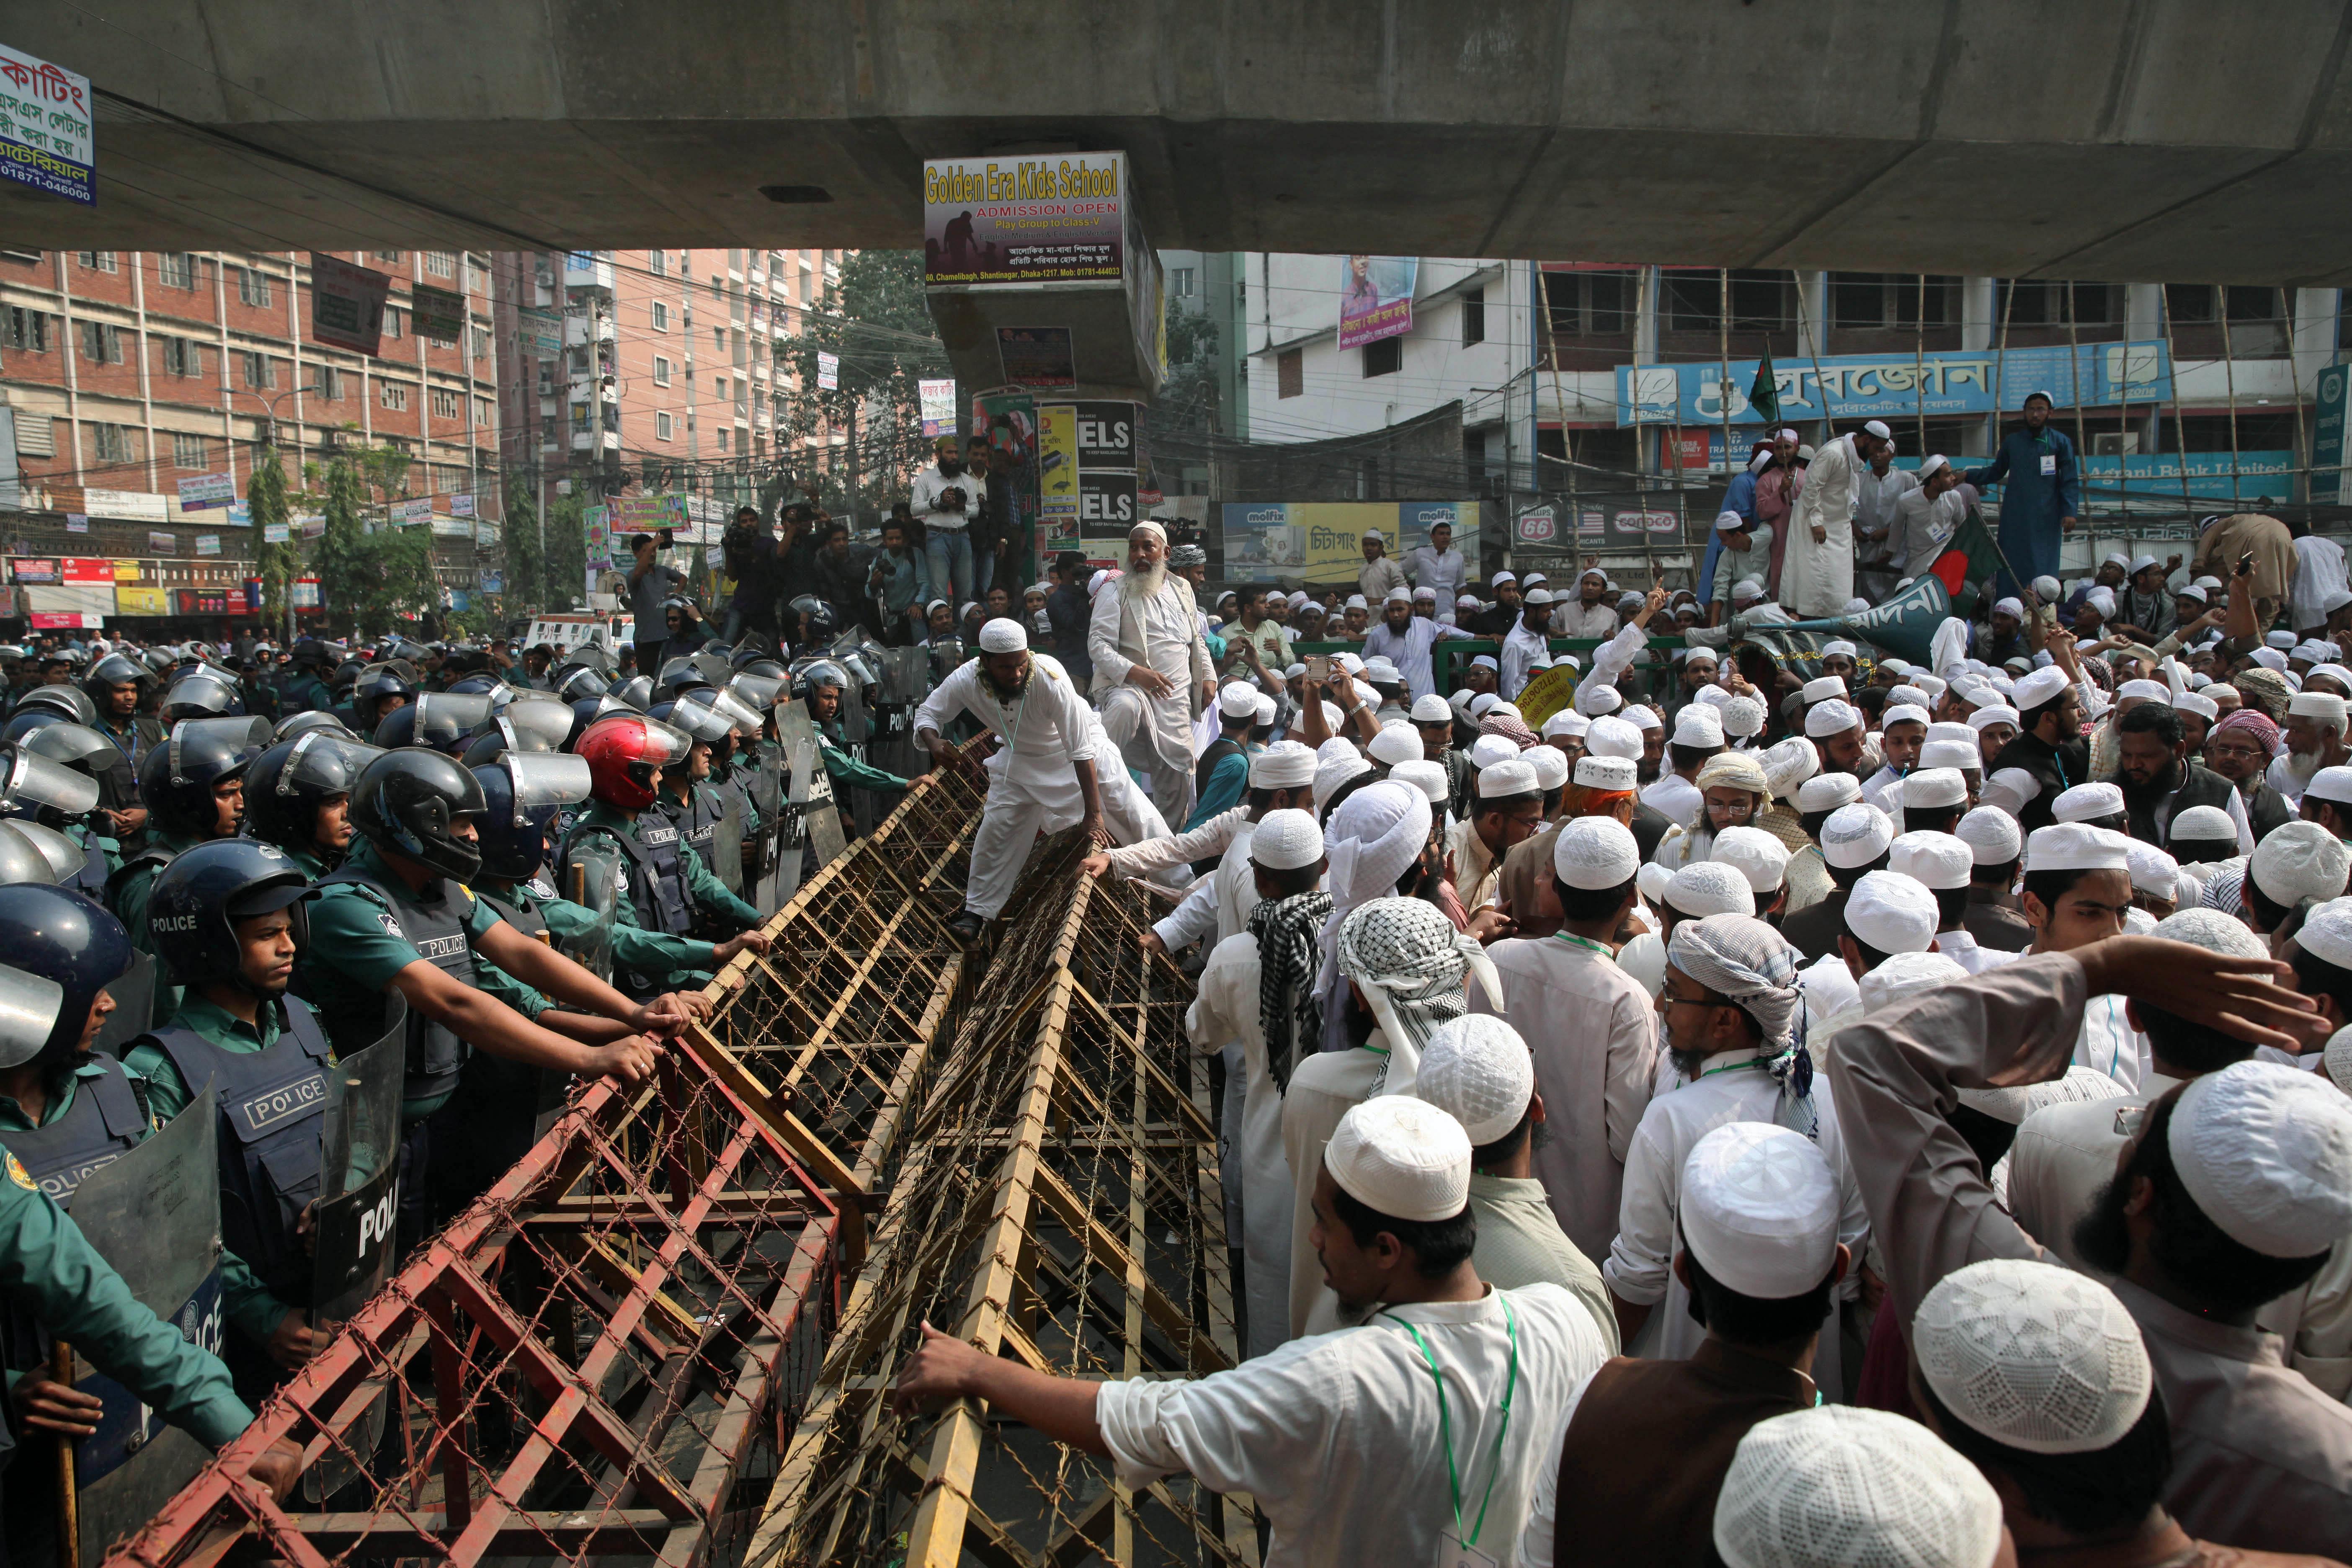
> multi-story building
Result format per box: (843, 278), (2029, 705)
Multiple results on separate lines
(0, 246), (503, 632)
(491, 246), (843, 531)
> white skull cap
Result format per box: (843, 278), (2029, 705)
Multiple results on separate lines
(1801, 675), (1846, 705)
(2167, 804), (2238, 843)
(1410, 693), (1452, 724)
(2301, 897), (2352, 971)
(1666, 861), (1756, 918)
(1478, 758), (1539, 799)
(2024, 823), (2131, 874)
(2304, 765), (2352, 807)
(1251, 808), (1325, 872)
(1674, 706), (1726, 747)
(1953, 806), (2022, 866)
(1714, 1407), (2003, 1568)
(1629, 707), (1664, 732)
(1845, 869), (1938, 953)
(2251, 819), (2351, 906)
(2124, 840), (2179, 902)
(2169, 1060), (2352, 1258)
(1795, 773), (1862, 815)
(1721, 695), (1767, 737)
(1680, 1122), (1841, 1299)
(2152, 905), (2269, 959)
(1554, 814), (1641, 890)
(1967, 704), (2022, 732)
(1576, 681), (1625, 717)
(1367, 724), (1423, 768)
(1468, 733), (1519, 770)
(1713, 826), (1791, 893)
(1858, 951), (1965, 1014)
(1387, 758), (1450, 806)
(1883, 704), (1932, 730)
(1916, 1258), (2153, 1455)
(1584, 715), (1644, 761)
(1414, 1016), (1535, 1145)
(1761, 736), (1821, 799)
(1573, 753), (1638, 792)
(1217, 681), (1261, 717)
(2051, 781), (2125, 823)
(2012, 665), (2071, 710)
(1527, 744), (1569, 792)
(1249, 740), (1318, 789)
(977, 617), (1028, 652)
(1804, 699), (1861, 739)
(1958, 1064), (2126, 1126)
(1889, 830), (1972, 891)
(1821, 802), (1895, 869)
(1916, 741), (1980, 776)
(1903, 768), (1968, 812)
(2324, 1025), (2352, 1094)
(1542, 709), (1589, 739)
(1323, 1095), (1472, 1223)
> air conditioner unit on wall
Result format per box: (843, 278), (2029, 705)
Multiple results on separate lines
(2092, 433), (2140, 457)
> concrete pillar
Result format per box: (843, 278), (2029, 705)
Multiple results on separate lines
(1963, 277), (1999, 455)
(1634, 266), (1660, 471)
(1795, 271), (1828, 439)
(2123, 284), (2165, 454)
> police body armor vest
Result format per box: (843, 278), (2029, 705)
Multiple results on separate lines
(137, 998), (334, 1300)
(312, 864), (478, 1105)
(571, 815), (694, 938)
(104, 841), (177, 910)
(655, 783), (722, 868)
(67, 827), (109, 899)
(0, 1054), (152, 1373)
(480, 889), (547, 942)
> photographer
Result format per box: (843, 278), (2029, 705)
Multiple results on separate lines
(720, 505), (776, 643)
(627, 532), (686, 678)
(911, 434), (977, 611)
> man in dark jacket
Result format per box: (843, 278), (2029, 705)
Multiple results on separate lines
(807, 521), (879, 634)
(1043, 549), (1093, 683)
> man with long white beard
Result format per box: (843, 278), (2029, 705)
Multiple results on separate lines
(1090, 519), (1217, 827)
(916, 619), (1170, 942)
(2268, 690), (2350, 805)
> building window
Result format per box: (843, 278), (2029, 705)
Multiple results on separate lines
(712, 325), (725, 353)
(157, 253), (196, 289)
(431, 387), (460, 418)
(172, 433), (209, 469)
(1277, 348), (1303, 399)
(1829, 273), (1958, 330)
(374, 249), (405, 264)
(475, 397), (491, 426)
(424, 251), (456, 279)
(237, 267), (272, 308)
(657, 411), (674, 441)
(79, 321), (123, 364)
(1543, 269), (1637, 338)
(717, 428), (730, 453)
(541, 414), (559, 447)
(3, 307), (50, 352)
(162, 337), (202, 377)
(380, 381), (409, 411)
(93, 423), (136, 462)
(1462, 286), (1485, 346)
(76, 251), (118, 273)
(240, 351), (274, 389)
(649, 249), (668, 279)
(384, 305), (403, 340)
(471, 327), (490, 359)
(650, 300), (669, 332)
(1363, 336), (1401, 377)
(312, 364), (340, 400)
(1170, 267), (1195, 298)
(653, 356), (672, 386)
(732, 328), (747, 367)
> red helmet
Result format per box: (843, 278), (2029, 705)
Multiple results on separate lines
(577, 714), (691, 810)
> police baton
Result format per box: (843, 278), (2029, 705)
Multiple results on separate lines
(52, 1340), (77, 1566)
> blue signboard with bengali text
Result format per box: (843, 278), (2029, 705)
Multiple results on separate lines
(1615, 343), (2171, 428)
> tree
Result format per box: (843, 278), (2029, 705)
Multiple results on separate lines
(544, 493), (587, 611)
(247, 446), (297, 640)
(309, 446), (440, 637)
(774, 250), (949, 527)
(503, 473), (546, 615)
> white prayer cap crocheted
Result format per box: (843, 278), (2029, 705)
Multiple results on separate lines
(2170, 1060), (2352, 1258)
(1903, 769), (1968, 812)
(1584, 715), (1644, 761)
(1367, 725), (1422, 768)
(1680, 1122), (1841, 1299)
(1468, 734), (1519, 770)
(2168, 804), (2237, 843)
(1889, 830), (1971, 892)
(1573, 754), (1638, 792)
(977, 618), (1027, 652)
(1527, 744), (1569, 792)
(1821, 803), (1894, 869)
(1795, 774), (1861, 815)
(1846, 870), (1937, 953)
(1324, 1095), (1471, 1223)
(1554, 816), (1640, 890)
(1666, 861), (1756, 919)
(1804, 699), (1860, 739)
(1414, 1016), (1535, 1145)
(1713, 826), (1791, 894)
(1915, 1258), (2153, 1455)
(2251, 819), (2351, 905)
(1251, 809), (1325, 871)
(1957, 1065), (2126, 1127)
(1388, 759), (1449, 806)
(2051, 781), (2124, 823)
(1217, 682), (1260, 717)
(1713, 1407), (2003, 1568)
(1954, 807), (2020, 866)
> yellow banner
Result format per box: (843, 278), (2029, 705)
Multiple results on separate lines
(1513, 665), (1583, 730)
(1287, 503), (1399, 585)
(113, 584), (168, 615)
(1037, 403), (1078, 517)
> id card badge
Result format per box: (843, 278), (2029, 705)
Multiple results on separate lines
(2040, 453), (2058, 476)
(1439, 1532), (1498, 1568)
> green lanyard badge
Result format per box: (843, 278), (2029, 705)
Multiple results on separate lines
(1551, 932), (1612, 961)
(1382, 1294), (1519, 1553)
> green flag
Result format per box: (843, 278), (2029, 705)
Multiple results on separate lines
(1747, 347), (1779, 426)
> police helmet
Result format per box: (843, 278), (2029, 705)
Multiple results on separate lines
(289, 637), (330, 670)
(244, 732), (383, 857)
(471, 752), (592, 881)
(160, 664), (245, 723)
(608, 674), (654, 711)
(652, 657), (712, 701)
(0, 886), (133, 1068)
(0, 741), (103, 825)
(144, 839), (312, 991)
(374, 691), (491, 753)
(83, 652), (149, 707)
(552, 664), (608, 704)
(457, 698), (573, 766)
(348, 747), (487, 882)
(273, 709), (356, 744)
(138, 717), (271, 838)
(648, 696), (734, 748)
(578, 714), (692, 812)
(15, 684), (98, 726)
(0, 821), (63, 887)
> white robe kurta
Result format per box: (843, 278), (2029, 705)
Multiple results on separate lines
(1090, 574), (1214, 826)
(1784, 432), (1862, 617)
(912, 653), (1169, 917)
(1601, 1050), (1870, 1399)
(1189, 930), (1296, 1361)
(1093, 1283), (1609, 1568)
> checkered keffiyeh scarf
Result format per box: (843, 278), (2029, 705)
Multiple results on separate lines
(1249, 889), (1332, 1095)
(1668, 913), (1820, 1140)
(1479, 711), (1541, 750)
(1333, 897), (1497, 1094)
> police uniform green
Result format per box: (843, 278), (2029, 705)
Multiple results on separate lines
(563, 800), (756, 993)
(108, 830), (203, 954)
(0, 1147), (252, 1445)
(279, 671), (334, 716)
(277, 844), (332, 881)
(297, 838), (504, 1123)
(0, 1072), (288, 1392)
(492, 874), (725, 995)
(815, 720), (911, 797)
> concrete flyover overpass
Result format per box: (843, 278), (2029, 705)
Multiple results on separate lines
(9, 0), (2352, 284)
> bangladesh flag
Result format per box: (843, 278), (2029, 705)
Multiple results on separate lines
(1747, 346), (1779, 426)
(1926, 511), (2007, 620)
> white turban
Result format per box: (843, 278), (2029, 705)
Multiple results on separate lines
(1667, 914), (1816, 1135)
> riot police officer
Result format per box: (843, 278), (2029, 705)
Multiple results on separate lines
(242, 731), (382, 879)
(0, 889), (301, 1549)
(277, 640), (335, 717)
(797, 661), (912, 804)
(351, 663), (416, 735)
(83, 651), (157, 840)
(297, 748), (679, 1251)
(110, 717), (271, 966)
(8, 725), (126, 897)
(646, 696), (735, 891)
(124, 842), (340, 1394)
(559, 714), (763, 999)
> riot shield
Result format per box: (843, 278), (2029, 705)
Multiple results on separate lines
(60, 1089), (224, 1568)
(770, 702), (846, 900)
(706, 785), (746, 895)
(557, 841), (621, 982)
(91, 950), (158, 1057)
(306, 1009), (406, 1505)
(876, 646), (933, 705)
